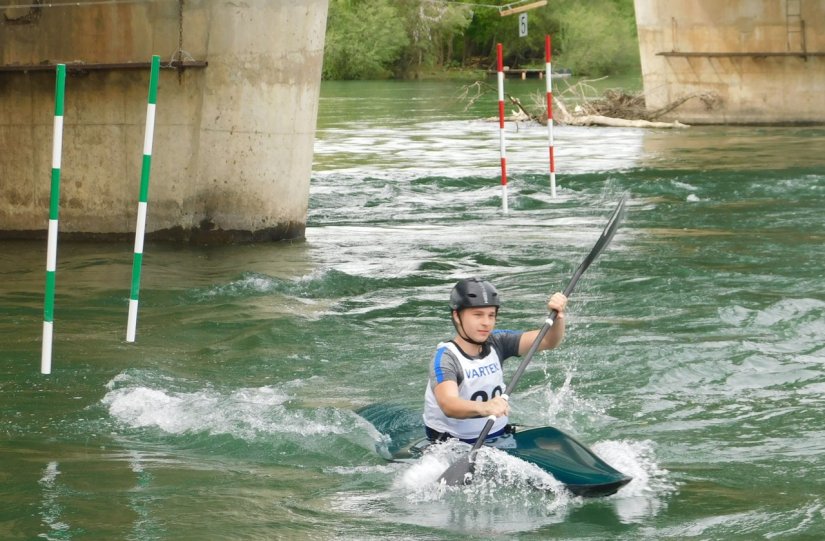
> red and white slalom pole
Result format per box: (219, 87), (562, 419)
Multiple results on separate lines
(545, 35), (557, 198)
(496, 42), (508, 213)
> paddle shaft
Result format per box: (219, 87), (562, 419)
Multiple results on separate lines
(464, 196), (626, 457)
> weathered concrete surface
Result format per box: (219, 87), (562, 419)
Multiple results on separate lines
(0, 0), (328, 242)
(634, 1), (825, 124)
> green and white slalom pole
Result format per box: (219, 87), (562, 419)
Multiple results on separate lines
(42, 64), (66, 375)
(126, 55), (160, 343)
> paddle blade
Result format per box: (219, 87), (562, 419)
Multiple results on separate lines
(438, 455), (475, 486)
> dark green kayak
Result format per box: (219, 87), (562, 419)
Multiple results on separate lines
(357, 403), (632, 498)
(496, 426), (631, 497)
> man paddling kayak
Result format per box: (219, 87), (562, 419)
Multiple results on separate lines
(423, 278), (568, 444)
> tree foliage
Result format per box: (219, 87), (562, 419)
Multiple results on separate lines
(323, 0), (409, 80)
(322, 0), (640, 79)
(553, 0), (639, 75)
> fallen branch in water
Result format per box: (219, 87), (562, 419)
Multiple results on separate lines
(461, 77), (722, 129)
(561, 114), (689, 128)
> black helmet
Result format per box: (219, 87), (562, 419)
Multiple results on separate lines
(449, 277), (500, 311)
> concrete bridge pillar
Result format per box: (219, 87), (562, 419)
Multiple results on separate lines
(0, 0), (328, 242)
(634, 0), (825, 124)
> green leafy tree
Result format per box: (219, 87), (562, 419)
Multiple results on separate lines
(461, 0), (638, 75)
(461, 6), (507, 64)
(321, 0), (639, 79)
(552, 0), (639, 75)
(490, 8), (561, 68)
(393, 0), (474, 76)
(322, 0), (409, 79)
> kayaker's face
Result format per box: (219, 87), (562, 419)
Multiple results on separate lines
(454, 307), (497, 342)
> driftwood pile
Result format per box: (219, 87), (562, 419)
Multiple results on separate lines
(461, 78), (722, 129)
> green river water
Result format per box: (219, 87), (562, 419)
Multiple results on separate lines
(2, 80), (825, 540)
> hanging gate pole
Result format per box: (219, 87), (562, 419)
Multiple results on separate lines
(42, 64), (66, 375)
(545, 35), (557, 198)
(127, 55), (160, 343)
(496, 43), (509, 213)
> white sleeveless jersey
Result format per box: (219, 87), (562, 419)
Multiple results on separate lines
(423, 331), (521, 441)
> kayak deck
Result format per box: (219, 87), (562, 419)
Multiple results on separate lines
(396, 427), (630, 497)
(356, 404), (631, 497)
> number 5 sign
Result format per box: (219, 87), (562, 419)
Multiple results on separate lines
(519, 12), (528, 37)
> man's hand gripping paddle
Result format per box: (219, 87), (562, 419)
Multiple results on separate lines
(438, 196), (627, 486)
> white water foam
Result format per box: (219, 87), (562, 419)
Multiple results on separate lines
(328, 442), (576, 534)
(38, 461), (70, 539)
(39, 461), (60, 486)
(195, 273), (279, 299)
(326, 464), (399, 476)
(102, 373), (372, 445)
(394, 441), (567, 506)
(592, 439), (672, 497)
(328, 430), (675, 536)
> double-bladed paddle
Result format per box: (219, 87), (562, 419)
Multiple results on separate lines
(438, 196), (627, 486)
